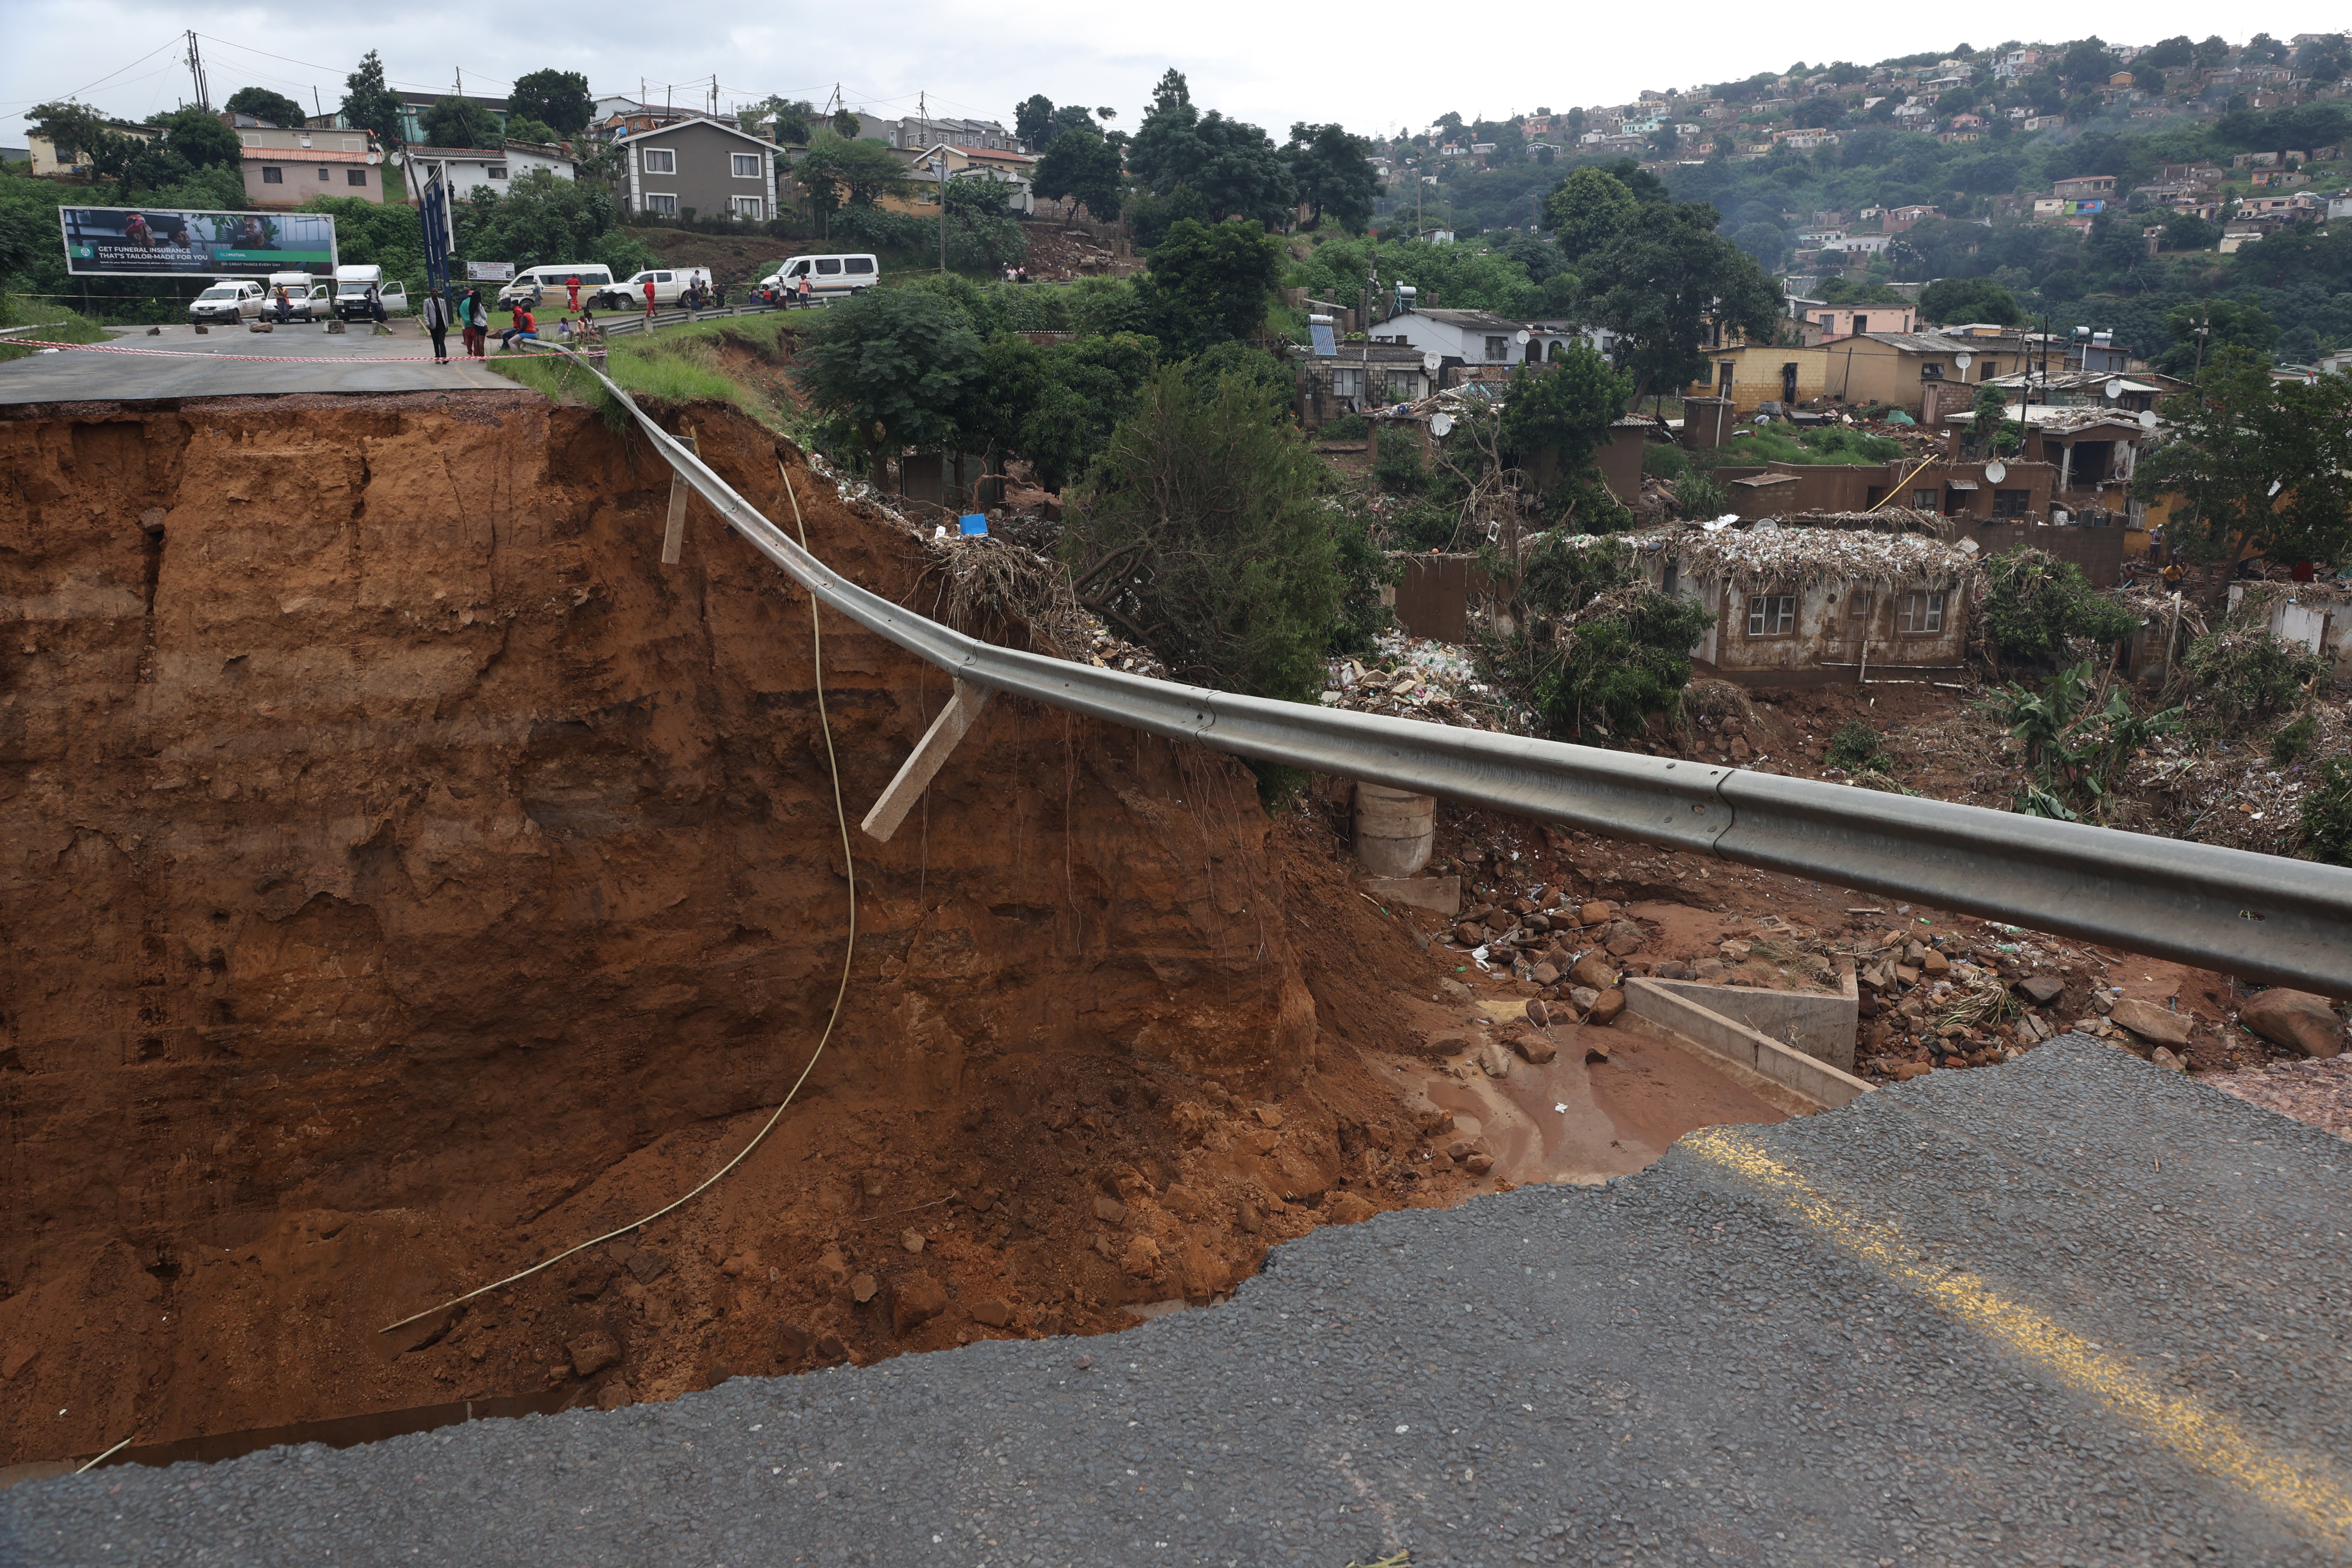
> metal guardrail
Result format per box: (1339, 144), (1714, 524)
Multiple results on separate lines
(559, 349), (2352, 998)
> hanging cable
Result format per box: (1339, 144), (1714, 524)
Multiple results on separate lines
(382, 456), (856, 1335)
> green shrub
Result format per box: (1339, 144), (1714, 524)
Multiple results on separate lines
(1826, 720), (1891, 772)
(1672, 471), (1726, 520)
(1319, 412), (1371, 440)
(2180, 627), (2324, 732)
(1981, 548), (2136, 668)
(1537, 591), (1716, 736)
(1372, 429), (1427, 497)
(2273, 713), (2319, 765)
(2300, 757), (2352, 866)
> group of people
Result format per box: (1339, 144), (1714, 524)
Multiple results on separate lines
(998, 263), (1032, 284)
(418, 288), (554, 363)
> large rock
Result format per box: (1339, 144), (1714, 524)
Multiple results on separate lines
(2240, 989), (2346, 1059)
(2109, 997), (2194, 1047)
(1569, 952), (1617, 991)
(2015, 975), (2065, 1006)
(891, 1271), (950, 1334)
(567, 1330), (620, 1378)
(1588, 988), (1626, 1026)
(1510, 1031), (1557, 1065)
(1327, 1192), (1377, 1224)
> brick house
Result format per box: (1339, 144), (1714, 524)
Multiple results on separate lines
(231, 119), (383, 208)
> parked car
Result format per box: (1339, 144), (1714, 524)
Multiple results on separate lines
(264, 271), (331, 321)
(756, 253), (880, 302)
(498, 264), (616, 309)
(332, 263), (408, 321)
(596, 267), (713, 310)
(187, 279), (266, 324)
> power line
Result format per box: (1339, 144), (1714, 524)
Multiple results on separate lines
(3, 35), (184, 110)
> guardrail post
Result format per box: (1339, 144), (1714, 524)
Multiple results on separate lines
(662, 428), (697, 565)
(862, 680), (993, 842)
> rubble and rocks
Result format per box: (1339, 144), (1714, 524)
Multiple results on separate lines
(2238, 989), (2347, 1059)
(1322, 630), (1534, 734)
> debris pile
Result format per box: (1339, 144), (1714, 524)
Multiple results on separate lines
(1321, 631), (1534, 733)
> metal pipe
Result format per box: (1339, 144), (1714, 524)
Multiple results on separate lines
(550, 348), (2352, 998)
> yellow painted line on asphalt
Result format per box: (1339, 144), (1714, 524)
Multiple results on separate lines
(1685, 1127), (2352, 1550)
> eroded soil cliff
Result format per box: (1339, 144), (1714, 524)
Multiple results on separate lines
(0, 393), (1486, 1463)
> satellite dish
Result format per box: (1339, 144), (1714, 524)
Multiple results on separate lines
(1430, 413), (1455, 437)
(1515, 329), (1532, 345)
(2104, 377), (2125, 399)
(1422, 350), (1442, 372)
(2138, 409), (2159, 428)
(1985, 460), (2007, 484)
(1954, 352), (1973, 371)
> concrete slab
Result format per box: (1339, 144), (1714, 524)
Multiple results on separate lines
(0, 322), (520, 404)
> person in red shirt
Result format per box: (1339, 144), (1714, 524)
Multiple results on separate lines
(566, 274), (582, 314)
(643, 276), (657, 318)
(497, 302), (539, 352)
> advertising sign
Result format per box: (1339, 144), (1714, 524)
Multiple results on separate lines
(58, 206), (340, 276)
(466, 261), (515, 282)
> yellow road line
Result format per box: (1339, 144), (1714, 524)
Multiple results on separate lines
(1685, 1127), (2352, 1550)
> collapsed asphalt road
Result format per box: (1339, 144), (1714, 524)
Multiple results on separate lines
(7, 1038), (2346, 1567)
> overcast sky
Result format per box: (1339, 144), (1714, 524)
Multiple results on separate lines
(6, 5), (2347, 149)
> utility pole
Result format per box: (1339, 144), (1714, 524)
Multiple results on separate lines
(184, 31), (210, 110)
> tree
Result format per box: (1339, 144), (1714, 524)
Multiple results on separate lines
(2150, 299), (2277, 378)
(2159, 211), (2221, 253)
(793, 290), (984, 469)
(153, 107), (240, 171)
(454, 168), (649, 277)
(2143, 35), (2193, 70)
(2058, 37), (2117, 89)
(1496, 346), (1632, 478)
(1032, 125), (1124, 220)
(961, 331), (1161, 492)
(421, 98), (499, 149)
(225, 87), (306, 129)
(25, 101), (118, 167)
(1014, 94), (1056, 149)
(1542, 167), (1638, 263)
(2194, 35), (2231, 69)
(1283, 122), (1378, 230)
(1583, 203), (1783, 402)
(1918, 276), (2021, 326)
(342, 50), (404, 149)
(509, 69), (592, 137)
(2133, 353), (2352, 572)
(747, 98), (814, 144)
(502, 116), (561, 147)
(1125, 79), (1294, 227)
(1133, 218), (1282, 355)
(794, 133), (914, 232)
(1063, 366), (1342, 703)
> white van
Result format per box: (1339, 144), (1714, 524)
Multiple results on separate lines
(497, 264), (615, 309)
(598, 267), (713, 310)
(332, 263), (408, 320)
(188, 279), (265, 324)
(264, 271), (331, 321)
(759, 253), (880, 300)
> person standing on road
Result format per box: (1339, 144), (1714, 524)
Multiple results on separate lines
(459, 289), (488, 358)
(796, 274), (812, 308)
(566, 274), (582, 315)
(643, 275), (657, 320)
(420, 288), (452, 364)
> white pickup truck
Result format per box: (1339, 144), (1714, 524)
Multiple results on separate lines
(332, 263), (408, 321)
(597, 267), (714, 310)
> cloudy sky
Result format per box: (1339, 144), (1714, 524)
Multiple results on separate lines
(5, 4), (2345, 148)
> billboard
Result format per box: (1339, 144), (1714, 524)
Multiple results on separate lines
(58, 206), (340, 277)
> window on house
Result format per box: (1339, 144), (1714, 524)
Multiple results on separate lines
(1913, 487), (1940, 509)
(261, 166), (283, 184)
(346, 168), (366, 186)
(1992, 488), (2029, 518)
(1485, 336), (1508, 361)
(1899, 591), (1946, 634)
(643, 193), (678, 215)
(487, 165), (507, 180)
(1746, 594), (1796, 637)
(1384, 371), (1423, 401)
(731, 196), (764, 220)
(642, 147), (676, 174)
(1920, 362), (1945, 380)
(1853, 313), (1868, 334)
(732, 153), (762, 178)
(1847, 590), (1875, 623)
(1330, 367), (1364, 399)
(318, 166), (331, 181)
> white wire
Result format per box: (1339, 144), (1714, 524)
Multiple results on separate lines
(380, 454), (858, 1335)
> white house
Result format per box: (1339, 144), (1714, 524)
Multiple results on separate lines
(1367, 306), (1614, 368)
(401, 141), (575, 199)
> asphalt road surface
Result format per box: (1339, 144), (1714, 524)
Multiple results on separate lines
(6, 1038), (2346, 1567)
(0, 322), (516, 403)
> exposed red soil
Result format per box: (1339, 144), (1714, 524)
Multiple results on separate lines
(0, 394), (1798, 1470)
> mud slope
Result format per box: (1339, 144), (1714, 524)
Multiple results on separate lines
(0, 393), (1485, 1463)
